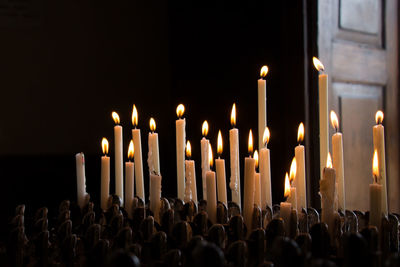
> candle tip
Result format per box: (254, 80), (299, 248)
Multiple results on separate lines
(176, 104), (185, 118)
(230, 103), (236, 127)
(260, 65), (269, 78)
(112, 111), (120, 125)
(375, 110), (384, 124)
(202, 120), (209, 136)
(313, 57), (325, 71)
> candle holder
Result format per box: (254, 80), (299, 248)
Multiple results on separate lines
(216, 202), (228, 224)
(344, 209), (358, 233)
(262, 205), (273, 228)
(298, 208), (308, 233)
(228, 201), (241, 218)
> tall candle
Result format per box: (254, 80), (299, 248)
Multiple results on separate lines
(288, 159), (298, 211)
(148, 118), (160, 175)
(125, 140), (135, 219)
(229, 104), (241, 208)
(253, 150), (261, 208)
(320, 153), (337, 237)
(112, 111), (124, 205)
(185, 141), (197, 203)
(294, 123), (307, 210)
(370, 150), (382, 229)
(101, 138), (110, 211)
(176, 104), (186, 200)
(258, 66), (268, 152)
(373, 111), (388, 215)
(244, 130), (256, 230)
(206, 145), (217, 223)
(330, 111), (345, 211)
(131, 105), (145, 201)
(200, 120), (210, 200)
(280, 174), (292, 235)
(313, 57), (329, 179)
(215, 130), (227, 206)
(150, 173), (162, 223)
(75, 152), (87, 209)
(260, 127), (272, 208)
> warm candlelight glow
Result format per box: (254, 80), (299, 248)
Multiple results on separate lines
(373, 149), (379, 181)
(150, 118), (156, 132)
(112, 111), (120, 124)
(176, 104), (185, 118)
(375, 110), (384, 124)
(248, 129), (253, 155)
(231, 103), (236, 127)
(132, 105), (138, 127)
(326, 152), (333, 168)
(284, 172), (290, 198)
(290, 157), (296, 183)
(209, 143), (213, 168)
(202, 120), (209, 136)
(254, 150), (259, 169)
(330, 110), (339, 132)
(260, 65), (269, 78)
(313, 57), (325, 71)
(297, 123), (305, 143)
(263, 127), (270, 147)
(186, 141), (192, 158)
(128, 140), (134, 160)
(102, 138), (109, 155)
(217, 130), (223, 156)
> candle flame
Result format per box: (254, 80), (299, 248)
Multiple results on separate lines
(202, 120), (209, 136)
(260, 65), (269, 78)
(254, 150), (259, 169)
(128, 140), (134, 160)
(217, 130), (223, 155)
(150, 118), (156, 132)
(297, 123), (304, 143)
(263, 127), (270, 146)
(326, 152), (333, 168)
(330, 110), (339, 131)
(248, 129), (253, 155)
(186, 140), (192, 158)
(375, 110), (384, 124)
(132, 105), (138, 127)
(102, 138), (109, 155)
(313, 57), (325, 71)
(112, 111), (120, 124)
(290, 157), (296, 183)
(231, 103), (236, 127)
(209, 143), (213, 168)
(176, 104), (185, 118)
(284, 172), (290, 198)
(373, 150), (379, 180)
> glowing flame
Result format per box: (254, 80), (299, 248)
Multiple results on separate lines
(102, 138), (109, 155)
(284, 172), (290, 198)
(263, 127), (270, 147)
(260, 65), (269, 78)
(290, 157), (296, 183)
(217, 130), (223, 155)
(330, 111), (339, 131)
(128, 140), (134, 160)
(112, 111), (120, 124)
(202, 120), (209, 136)
(186, 141), (192, 158)
(313, 57), (325, 71)
(375, 110), (384, 124)
(176, 104), (185, 118)
(373, 150), (379, 180)
(150, 118), (156, 132)
(297, 123), (304, 143)
(248, 129), (253, 155)
(231, 103), (236, 127)
(254, 150), (259, 169)
(209, 143), (213, 168)
(132, 105), (138, 127)
(326, 153), (332, 168)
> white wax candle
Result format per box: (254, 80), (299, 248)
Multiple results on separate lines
(332, 132), (345, 211)
(295, 145), (307, 210)
(260, 127), (272, 208)
(319, 73), (329, 179)
(369, 183), (382, 229)
(244, 156), (256, 230)
(258, 67), (268, 152)
(201, 137), (210, 200)
(287, 187), (297, 212)
(184, 161), (192, 203)
(280, 202), (292, 236)
(206, 170), (217, 224)
(229, 128), (241, 207)
(148, 118), (160, 175)
(125, 161), (134, 219)
(75, 152), (87, 209)
(254, 173), (261, 208)
(150, 173), (162, 223)
(320, 164), (336, 237)
(131, 105), (145, 201)
(112, 112), (124, 205)
(185, 160), (197, 203)
(176, 105), (186, 200)
(215, 158), (227, 206)
(100, 138), (110, 211)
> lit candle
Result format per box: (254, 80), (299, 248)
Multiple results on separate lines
(258, 66), (268, 152)
(330, 111), (345, 212)
(244, 130), (256, 230)
(184, 141), (197, 203)
(131, 105), (145, 201)
(288, 159), (297, 211)
(313, 57), (329, 179)
(125, 140), (135, 219)
(112, 111), (124, 205)
(206, 144), (217, 224)
(148, 118), (160, 175)
(280, 174), (292, 236)
(229, 104), (241, 208)
(294, 123), (307, 210)
(201, 120), (210, 200)
(176, 104), (186, 200)
(215, 130), (227, 206)
(150, 173), (162, 223)
(101, 138), (110, 211)
(370, 150), (382, 229)
(320, 153), (337, 237)
(76, 152), (87, 209)
(260, 127), (272, 208)
(253, 150), (261, 209)
(373, 111), (388, 215)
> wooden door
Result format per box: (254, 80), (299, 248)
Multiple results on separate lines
(318, 0), (399, 211)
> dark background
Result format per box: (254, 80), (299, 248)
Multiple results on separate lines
(0, 1), (318, 239)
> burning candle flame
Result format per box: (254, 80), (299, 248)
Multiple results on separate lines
(373, 150), (379, 182)
(176, 104), (185, 118)
(112, 111), (120, 124)
(254, 150), (259, 169)
(263, 127), (270, 147)
(248, 129), (253, 155)
(186, 140), (192, 158)
(128, 140), (134, 160)
(313, 57), (325, 71)
(231, 103), (236, 127)
(260, 65), (269, 78)
(102, 138), (109, 155)
(217, 130), (223, 156)
(297, 123), (304, 143)
(375, 110), (384, 124)
(326, 152), (333, 168)
(150, 118), (156, 132)
(202, 120), (209, 136)
(132, 105), (138, 127)
(284, 172), (290, 198)
(290, 157), (296, 183)
(209, 143), (213, 168)
(330, 111), (339, 132)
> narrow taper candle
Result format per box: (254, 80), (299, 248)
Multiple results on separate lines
(176, 104), (186, 200)
(112, 111), (124, 205)
(131, 105), (145, 201)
